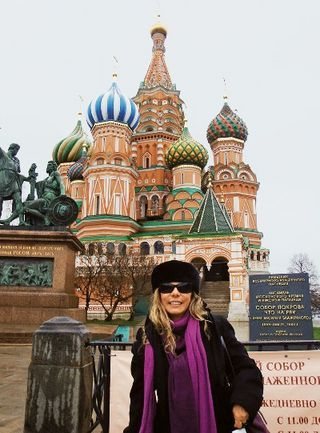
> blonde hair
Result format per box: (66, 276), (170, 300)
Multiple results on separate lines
(148, 289), (209, 354)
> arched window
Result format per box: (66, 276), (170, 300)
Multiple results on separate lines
(139, 196), (148, 218)
(143, 153), (151, 168)
(95, 195), (100, 215)
(96, 158), (104, 165)
(151, 195), (159, 214)
(257, 252), (261, 261)
(154, 240), (164, 255)
(181, 210), (185, 221)
(88, 243), (95, 256)
(250, 251), (255, 261)
(114, 158), (122, 166)
(106, 242), (115, 255)
(118, 243), (127, 256)
(140, 242), (150, 255)
(97, 243), (103, 255)
(262, 252), (267, 261)
(172, 241), (176, 254)
(163, 195), (168, 212)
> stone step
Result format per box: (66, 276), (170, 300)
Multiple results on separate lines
(203, 281), (229, 287)
(201, 280), (229, 317)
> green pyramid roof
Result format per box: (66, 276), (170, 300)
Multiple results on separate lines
(189, 187), (233, 234)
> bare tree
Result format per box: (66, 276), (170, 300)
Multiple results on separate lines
(288, 253), (320, 312)
(75, 253), (104, 319)
(76, 249), (156, 321)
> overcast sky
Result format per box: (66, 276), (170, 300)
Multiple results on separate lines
(0, 0), (319, 274)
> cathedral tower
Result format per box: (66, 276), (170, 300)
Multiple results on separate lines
(206, 99), (269, 270)
(133, 23), (185, 219)
(75, 75), (140, 238)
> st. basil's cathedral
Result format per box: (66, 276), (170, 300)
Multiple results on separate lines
(52, 23), (269, 321)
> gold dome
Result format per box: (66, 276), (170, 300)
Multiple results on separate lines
(150, 21), (167, 37)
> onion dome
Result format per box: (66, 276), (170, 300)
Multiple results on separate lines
(52, 118), (92, 164)
(150, 22), (167, 37)
(207, 102), (248, 144)
(166, 126), (208, 169)
(86, 74), (140, 131)
(67, 146), (88, 181)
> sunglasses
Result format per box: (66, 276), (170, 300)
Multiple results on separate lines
(158, 282), (193, 294)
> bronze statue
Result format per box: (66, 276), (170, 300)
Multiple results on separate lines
(0, 157), (78, 227)
(24, 160), (65, 225)
(0, 143), (26, 224)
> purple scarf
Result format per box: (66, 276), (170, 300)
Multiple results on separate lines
(139, 314), (218, 433)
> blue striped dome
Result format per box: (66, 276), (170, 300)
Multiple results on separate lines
(86, 77), (140, 131)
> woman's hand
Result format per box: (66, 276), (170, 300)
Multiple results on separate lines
(232, 404), (249, 429)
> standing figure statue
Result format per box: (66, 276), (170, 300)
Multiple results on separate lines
(0, 143), (26, 224)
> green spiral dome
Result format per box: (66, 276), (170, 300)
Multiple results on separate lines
(165, 126), (208, 169)
(52, 119), (92, 164)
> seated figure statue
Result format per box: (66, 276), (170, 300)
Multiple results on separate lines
(24, 160), (65, 225)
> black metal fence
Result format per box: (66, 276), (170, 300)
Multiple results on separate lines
(86, 339), (320, 433)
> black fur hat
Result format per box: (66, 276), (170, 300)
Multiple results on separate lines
(151, 260), (200, 293)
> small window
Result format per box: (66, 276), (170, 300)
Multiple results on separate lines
(143, 153), (151, 169)
(140, 196), (148, 218)
(140, 242), (150, 255)
(96, 158), (104, 165)
(97, 243), (103, 255)
(114, 158), (122, 166)
(107, 242), (115, 255)
(154, 240), (164, 255)
(95, 195), (100, 214)
(151, 195), (159, 214)
(118, 243), (127, 256)
(88, 243), (95, 256)
(172, 241), (176, 254)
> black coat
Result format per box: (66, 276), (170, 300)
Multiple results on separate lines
(123, 314), (263, 433)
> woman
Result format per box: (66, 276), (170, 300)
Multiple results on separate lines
(124, 260), (263, 433)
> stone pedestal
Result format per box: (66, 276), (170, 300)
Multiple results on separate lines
(24, 316), (92, 433)
(0, 227), (85, 324)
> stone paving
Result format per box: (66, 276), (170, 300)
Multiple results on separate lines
(0, 344), (31, 433)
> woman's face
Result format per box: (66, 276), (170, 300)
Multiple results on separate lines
(160, 284), (192, 320)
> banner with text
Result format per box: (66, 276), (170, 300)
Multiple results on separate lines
(251, 351), (320, 433)
(110, 350), (320, 433)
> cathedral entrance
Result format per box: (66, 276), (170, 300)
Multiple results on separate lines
(190, 257), (206, 272)
(206, 257), (229, 282)
(200, 257), (230, 318)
